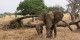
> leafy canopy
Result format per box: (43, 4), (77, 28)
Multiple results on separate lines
(48, 5), (64, 12)
(17, 0), (47, 15)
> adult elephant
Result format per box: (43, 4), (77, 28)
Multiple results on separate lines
(36, 11), (73, 38)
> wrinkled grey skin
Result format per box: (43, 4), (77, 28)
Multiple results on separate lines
(36, 11), (72, 38)
(36, 22), (44, 35)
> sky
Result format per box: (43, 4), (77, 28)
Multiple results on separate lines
(0, 0), (68, 13)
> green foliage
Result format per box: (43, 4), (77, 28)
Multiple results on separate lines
(17, 0), (47, 15)
(0, 14), (5, 18)
(48, 6), (64, 12)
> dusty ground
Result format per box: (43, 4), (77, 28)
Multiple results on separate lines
(0, 14), (80, 40)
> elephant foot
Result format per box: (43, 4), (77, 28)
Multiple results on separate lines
(37, 30), (43, 35)
(46, 34), (53, 38)
(46, 36), (53, 38)
(54, 35), (56, 38)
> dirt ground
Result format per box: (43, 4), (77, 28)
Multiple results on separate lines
(0, 14), (80, 40)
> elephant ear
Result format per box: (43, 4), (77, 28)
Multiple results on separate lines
(54, 11), (64, 23)
(38, 13), (46, 21)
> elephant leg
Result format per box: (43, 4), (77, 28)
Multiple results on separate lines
(45, 21), (53, 38)
(36, 24), (43, 35)
(46, 26), (52, 38)
(52, 24), (57, 38)
(61, 20), (73, 31)
(45, 20), (53, 38)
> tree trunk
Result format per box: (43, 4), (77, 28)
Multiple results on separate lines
(70, 5), (76, 23)
(15, 14), (17, 18)
(9, 15), (11, 18)
(9, 15), (38, 29)
(16, 15), (38, 21)
(70, 13), (75, 22)
(32, 17), (34, 22)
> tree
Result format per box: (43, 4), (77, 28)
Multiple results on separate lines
(17, 0), (47, 15)
(4, 12), (12, 18)
(48, 5), (64, 13)
(17, 0), (47, 22)
(67, 0), (80, 22)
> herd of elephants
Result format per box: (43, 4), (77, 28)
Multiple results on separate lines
(35, 11), (80, 38)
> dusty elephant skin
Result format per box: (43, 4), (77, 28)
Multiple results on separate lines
(36, 11), (73, 38)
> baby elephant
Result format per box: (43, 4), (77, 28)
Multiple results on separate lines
(36, 21), (44, 35)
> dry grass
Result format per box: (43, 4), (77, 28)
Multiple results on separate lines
(0, 14), (80, 40)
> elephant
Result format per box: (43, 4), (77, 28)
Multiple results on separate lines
(36, 11), (73, 38)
